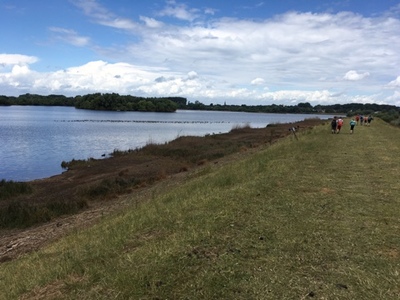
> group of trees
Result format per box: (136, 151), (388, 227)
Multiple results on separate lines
(1, 93), (399, 125)
(73, 93), (183, 112)
(185, 101), (316, 113)
(0, 93), (185, 113)
(0, 94), (74, 107)
(187, 100), (400, 117)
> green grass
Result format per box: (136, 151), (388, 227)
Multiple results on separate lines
(1, 119), (399, 299)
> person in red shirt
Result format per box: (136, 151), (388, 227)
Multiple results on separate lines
(336, 118), (344, 133)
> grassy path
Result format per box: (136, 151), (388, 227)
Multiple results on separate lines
(1, 118), (399, 299)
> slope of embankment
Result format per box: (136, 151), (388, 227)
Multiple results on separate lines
(1, 118), (399, 299)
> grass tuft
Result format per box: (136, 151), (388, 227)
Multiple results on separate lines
(230, 122), (251, 132)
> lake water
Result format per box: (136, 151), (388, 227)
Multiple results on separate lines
(0, 106), (333, 181)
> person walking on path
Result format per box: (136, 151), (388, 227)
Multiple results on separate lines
(350, 119), (356, 134)
(336, 117), (344, 133)
(331, 117), (337, 134)
(367, 115), (373, 126)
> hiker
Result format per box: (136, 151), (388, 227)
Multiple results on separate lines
(350, 119), (356, 134)
(336, 117), (344, 133)
(367, 115), (373, 126)
(355, 115), (360, 124)
(331, 117), (337, 134)
(360, 115), (364, 125)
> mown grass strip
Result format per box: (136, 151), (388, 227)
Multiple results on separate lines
(1, 119), (399, 299)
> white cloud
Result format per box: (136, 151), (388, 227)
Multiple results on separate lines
(49, 27), (90, 47)
(0, 54), (38, 66)
(2, 1), (400, 106)
(204, 8), (216, 16)
(99, 18), (137, 30)
(187, 71), (198, 80)
(387, 76), (400, 88)
(71, 0), (110, 21)
(343, 70), (370, 81)
(139, 16), (164, 28)
(258, 90), (334, 104)
(386, 91), (400, 106)
(12, 65), (32, 75)
(158, 1), (199, 21)
(72, 0), (137, 30)
(251, 78), (265, 86)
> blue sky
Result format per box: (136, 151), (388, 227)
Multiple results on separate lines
(1, 0), (400, 106)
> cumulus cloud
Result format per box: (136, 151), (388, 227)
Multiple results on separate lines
(386, 91), (400, 106)
(11, 65), (32, 76)
(343, 70), (370, 81)
(187, 71), (198, 80)
(387, 76), (400, 88)
(0, 54), (38, 66)
(1, 61), (156, 96)
(2, 0), (400, 106)
(251, 78), (265, 86)
(258, 90), (334, 104)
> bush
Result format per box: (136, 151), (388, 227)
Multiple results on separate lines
(390, 117), (400, 126)
(374, 110), (400, 124)
(0, 199), (89, 228)
(0, 180), (32, 200)
(0, 202), (49, 228)
(61, 158), (96, 170)
(81, 177), (141, 199)
(46, 199), (88, 215)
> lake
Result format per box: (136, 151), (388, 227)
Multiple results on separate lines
(0, 106), (334, 181)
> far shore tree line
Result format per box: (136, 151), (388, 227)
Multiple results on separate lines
(1, 93), (399, 125)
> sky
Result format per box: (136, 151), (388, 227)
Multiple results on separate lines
(1, 0), (400, 106)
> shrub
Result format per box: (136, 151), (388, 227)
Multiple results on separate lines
(46, 199), (88, 215)
(230, 122), (251, 132)
(81, 177), (141, 200)
(61, 158), (96, 170)
(390, 117), (400, 126)
(375, 110), (400, 124)
(0, 180), (32, 200)
(0, 199), (89, 228)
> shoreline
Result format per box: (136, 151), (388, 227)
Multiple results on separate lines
(0, 118), (327, 262)
(1, 108), (336, 183)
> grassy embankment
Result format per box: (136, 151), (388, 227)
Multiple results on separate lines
(1, 118), (399, 299)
